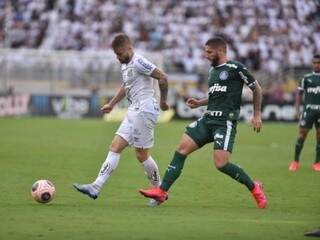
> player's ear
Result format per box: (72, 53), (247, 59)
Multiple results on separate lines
(128, 45), (133, 52)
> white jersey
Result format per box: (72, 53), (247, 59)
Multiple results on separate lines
(121, 53), (159, 114)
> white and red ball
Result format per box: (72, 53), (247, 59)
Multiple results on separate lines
(31, 180), (55, 203)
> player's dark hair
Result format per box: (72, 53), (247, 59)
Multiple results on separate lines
(313, 54), (320, 59)
(205, 37), (227, 52)
(111, 33), (132, 50)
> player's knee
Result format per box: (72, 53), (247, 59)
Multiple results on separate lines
(109, 141), (121, 153)
(135, 149), (149, 162)
(299, 129), (309, 140)
(316, 130), (320, 140)
(176, 144), (191, 155)
(214, 159), (228, 169)
(213, 151), (229, 168)
(298, 133), (307, 140)
(176, 140), (196, 155)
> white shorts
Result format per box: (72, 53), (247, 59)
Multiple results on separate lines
(116, 109), (159, 149)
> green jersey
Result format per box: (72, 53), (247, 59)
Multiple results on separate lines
(206, 60), (256, 120)
(299, 72), (320, 111)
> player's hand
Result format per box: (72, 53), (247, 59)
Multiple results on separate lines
(101, 103), (113, 113)
(160, 101), (169, 111)
(186, 98), (200, 109)
(251, 115), (262, 133)
(294, 111), (300, 120)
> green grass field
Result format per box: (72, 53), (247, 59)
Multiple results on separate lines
(0, 118), (319, 240)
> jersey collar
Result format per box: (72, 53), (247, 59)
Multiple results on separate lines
(215, 62), (227, 68)
(313, 71), (320, 75)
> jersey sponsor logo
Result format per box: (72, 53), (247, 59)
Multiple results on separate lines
(206, 110), (223, 116)
(307, 86), (320, 94)
(208, 83), (227, 93)
(219, 71), (228, 80)
(306, 104), (320, 110)
(137, 58), (153, 70)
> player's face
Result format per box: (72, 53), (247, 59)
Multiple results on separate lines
(114, 45), (132, 64)
(312, 57), (320, 73)
(204, 45), (219, 67)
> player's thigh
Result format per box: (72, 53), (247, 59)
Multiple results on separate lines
(185, 117), (212, 149)
(110, 134), (129, 153)
(212, 120), (237, 153)
(115, 113), (133, 146)
(176, 133), (199, 155)
(298, 127), (310, 139)
(315, 112), (320, 131)
(299, 110), (314, 129)
(135, 148), (150, 162)
(132, 111), (158, 149)
(213, 149), (231, 168)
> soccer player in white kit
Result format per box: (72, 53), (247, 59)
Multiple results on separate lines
(73, 33), (169, 206)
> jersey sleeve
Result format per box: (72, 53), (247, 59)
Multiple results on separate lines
(237, 64), (256, 90)
(297, 76), (305, 92)
(134, 56), (156, 76)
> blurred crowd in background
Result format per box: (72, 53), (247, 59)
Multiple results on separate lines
(0, 0), (319, 103)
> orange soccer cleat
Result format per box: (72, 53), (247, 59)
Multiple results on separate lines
(139, 187), (168, 203)
(289, 161), (299, 172)
(312, 162), (320, 172)
(251, 181), (267, 209)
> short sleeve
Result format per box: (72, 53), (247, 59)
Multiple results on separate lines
(237, 65), (256, 89)
(134, 56), (156, 76)
(298, 76), (305, 92)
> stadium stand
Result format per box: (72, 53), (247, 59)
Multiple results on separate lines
(1, 0), (319, 74)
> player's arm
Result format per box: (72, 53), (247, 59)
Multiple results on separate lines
(295, 90), (303, 119)
(101, 83), (126, 113)
(239, 66), (262, 132)
(186, 97), (208, 109)
(151, 68), (169, 111)
(295, 77), (305, 119)
(251, 81), (262, 132)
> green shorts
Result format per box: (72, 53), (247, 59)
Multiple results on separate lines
(299, 110), (320, 129)
(185, 115), (237, 153)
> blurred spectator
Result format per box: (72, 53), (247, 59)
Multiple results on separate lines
(1, 0), (319, 75)
(265, 81), (285, 104)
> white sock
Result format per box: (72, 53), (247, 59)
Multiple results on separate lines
(142, 156), (161, 187)
(93, 151), (120, 190)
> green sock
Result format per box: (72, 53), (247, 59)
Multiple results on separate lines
(218, 162), (255, 191)
(316, 140), (320, 163)
(160, 151), (186, 191)
(294, 138), (305, 161)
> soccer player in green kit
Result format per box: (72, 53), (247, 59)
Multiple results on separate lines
(139, 37), (267, 209)
(289, 54), (320, 172)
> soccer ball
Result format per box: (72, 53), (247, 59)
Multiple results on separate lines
(31, 180), (55, 203)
